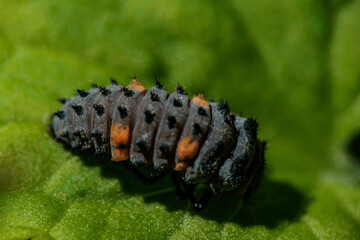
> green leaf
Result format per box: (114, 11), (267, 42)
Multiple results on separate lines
(0, 0), (359, 239)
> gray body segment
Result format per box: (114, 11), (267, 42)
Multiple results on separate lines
(50, 80), (265, 196)
(185, 102), (236, 184)
(153, 92), (190, 170)
(90, 84), (122, 154)
(72, 88), (100, 151)
(110, 86), (145, 156)
(130, 86), (169, 166)
(91, 90), (111, 154)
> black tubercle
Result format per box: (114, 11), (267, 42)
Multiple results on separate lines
(123, 87), (135, 97)
(58, 98), (68, 104)
(150, 92), (160, 102)
(53, 110), (66, 119)
(61, 131), (69, 138)
(92, 130), (102, 139)
(173, 98), (183, 108)
(167, 115), (177, 129)
(110, 78), (118, 85)
(218, 101), (231, 123)
(159, 144), (169, 155)
(192, 123), (202, 135)
(155, 79), (164, 89)
(99, 87), (111, 96)
(118, 106), (128, 119)
(176, 84), (186, 95)
(244, 118), (258, 144)
(135, 139), (148, 152)
(218, 101), (230, 116)
(144, 110), (155, 124)
(199, 141), (224, 175)
(77, 89), (89, 97)
(70, 105), (84, 116)
(73, 130), (87, 141)
(93, 104), (105, 116)
(91, 83), (99, 88)
(197, 107), (207, 116)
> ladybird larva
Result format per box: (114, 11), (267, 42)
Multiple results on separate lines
(49, 78), (266, 210)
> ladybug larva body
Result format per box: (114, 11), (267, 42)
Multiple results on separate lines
(50, 78), (265, 210)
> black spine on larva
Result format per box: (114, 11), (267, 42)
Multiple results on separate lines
(53, 110), (65, 119)
(71, 104), (84, 116)
(58, 98), (68, 104)
(49, 80), (265, 197)
(110, 78), (119, 85)
(77, 89), (89, 97)
(155, 79), (164, 90)
(176, 84), (186, 95)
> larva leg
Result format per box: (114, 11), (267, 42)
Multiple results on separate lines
(187, 188), (213, 211)
(170, 172), (194, 200)
(121, 162), (168, 185)
(171, 172), (213, 211)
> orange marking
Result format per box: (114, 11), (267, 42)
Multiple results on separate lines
(128, 78), (146, 93)
(191, 93), (209, 109)
(111, 148), (130, 162)
(175, 137), (200, 171)
(110, 123), (131, 161)
(110, 124), (130, 147)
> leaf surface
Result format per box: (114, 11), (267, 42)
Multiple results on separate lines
(0, 1), (359, 239)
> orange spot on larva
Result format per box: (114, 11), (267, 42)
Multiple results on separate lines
(111, 148), (130, 162)
(191, 93), (209, 109)
(128, 78), (146, 93)
(110, 124), (130, 147)
(175, 137), (200, 171)
(110, 123), (131, 161)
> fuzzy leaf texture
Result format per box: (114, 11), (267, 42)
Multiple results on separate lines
(0, 0), (360, 239)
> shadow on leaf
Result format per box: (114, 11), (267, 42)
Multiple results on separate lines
(78, 153), (309, 227)
(347, 131), (360, 163)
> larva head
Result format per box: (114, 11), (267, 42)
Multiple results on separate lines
(227, 117), (265, 197)
(209, 116), (265, 197)
(233, 140), (266, 198)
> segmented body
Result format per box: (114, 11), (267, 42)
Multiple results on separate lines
(50, 79), (265, 195)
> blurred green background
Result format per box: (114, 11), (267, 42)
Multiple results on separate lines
(0, 0), (359, 239)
